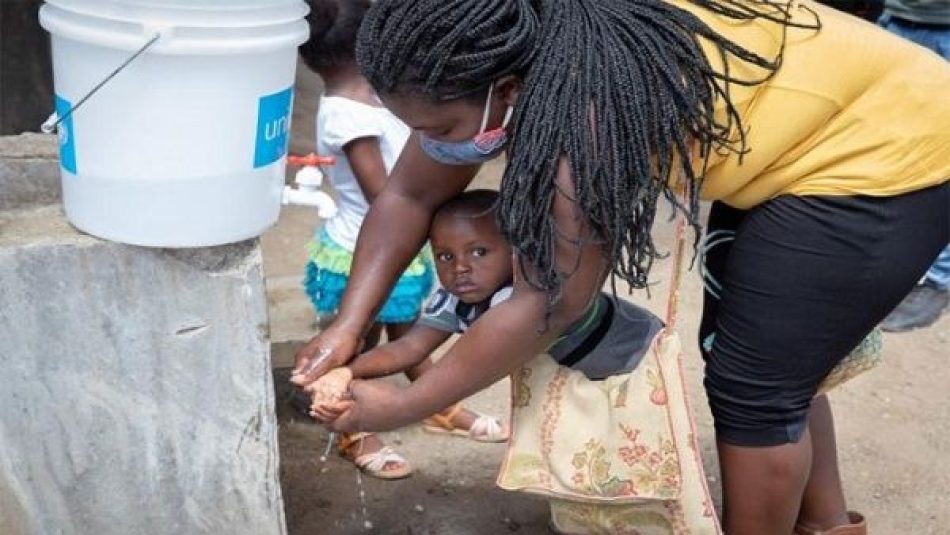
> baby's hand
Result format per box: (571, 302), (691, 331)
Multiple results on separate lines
(306, 367), (353, 419)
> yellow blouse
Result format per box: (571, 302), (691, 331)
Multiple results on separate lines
(671, 0), (950, 209)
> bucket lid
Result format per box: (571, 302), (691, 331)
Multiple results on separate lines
(45, 0), (309, 28)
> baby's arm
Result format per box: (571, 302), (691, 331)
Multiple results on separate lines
(309, 325), (450, 422)
(347, 324), (452, 379)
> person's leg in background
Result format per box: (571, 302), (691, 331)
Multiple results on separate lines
(926, 246), (950, 289)
(878, 13), (950, 332)
(881, 245), (950, 331)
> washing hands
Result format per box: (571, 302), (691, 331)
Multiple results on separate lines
(306, 367), (354, 422)
(305, 369), (402, 430)
(304, 365), (408, 431)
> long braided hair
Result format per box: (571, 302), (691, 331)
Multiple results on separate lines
(357, 0), (818, 300)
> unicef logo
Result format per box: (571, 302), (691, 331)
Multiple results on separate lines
(58, 124), (69, 146)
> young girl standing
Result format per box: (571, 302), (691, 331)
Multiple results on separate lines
(297, 0), (505, 480)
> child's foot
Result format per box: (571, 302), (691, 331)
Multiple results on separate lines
(338, 432), (412, 480)
(423, 404), (509, 443)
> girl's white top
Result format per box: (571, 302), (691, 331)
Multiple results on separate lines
(316, 95), (410, 251)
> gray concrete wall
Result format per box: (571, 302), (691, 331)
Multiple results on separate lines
(0, 138), (286, 534)
(0, 133), (60, 210)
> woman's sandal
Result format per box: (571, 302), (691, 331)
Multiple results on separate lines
(337, 432), (413, 480)
(422, 403), (509, 443)
(794, 512), (867, 535)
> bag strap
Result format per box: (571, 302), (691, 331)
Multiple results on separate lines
(664, 182), (690, 330)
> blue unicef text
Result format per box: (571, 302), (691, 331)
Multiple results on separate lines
(254, 87), (294, 169)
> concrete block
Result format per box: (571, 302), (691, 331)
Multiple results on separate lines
(0, 133), (60, 210)
(0, 205), (286, 535)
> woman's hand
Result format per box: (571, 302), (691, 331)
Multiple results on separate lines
(323, 379), (411, 433)
(290, 326), (361, 388)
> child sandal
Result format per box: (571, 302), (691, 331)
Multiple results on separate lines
(338, 432), (412, 480)
(422, 404), (509, 443)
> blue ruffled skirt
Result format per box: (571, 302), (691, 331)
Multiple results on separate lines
(303, 229), (434, 324)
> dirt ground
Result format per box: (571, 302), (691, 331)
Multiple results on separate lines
(261, 66), (950, 535)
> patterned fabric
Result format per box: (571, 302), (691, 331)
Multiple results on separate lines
(549, 498), (694, 535)
(497, 332), (722, 534)
(817, 328), (883, 395)
(304, 229), (434, 324)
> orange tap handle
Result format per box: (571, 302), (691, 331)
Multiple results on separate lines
(288, 153), (336, 167)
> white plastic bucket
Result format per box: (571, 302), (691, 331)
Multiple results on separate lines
(39, 0), (310, 247)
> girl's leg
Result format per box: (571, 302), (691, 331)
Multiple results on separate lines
(385, 321), (477, 427)
(405, 357), (434, 381)
(338, 323), (413, 479)
(384, 322), (413, 341)
(362, 323), (384, 352)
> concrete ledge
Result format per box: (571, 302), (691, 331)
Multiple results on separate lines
(0, 205), (286, 535)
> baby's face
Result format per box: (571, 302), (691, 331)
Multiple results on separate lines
(430, 214), (513, 304)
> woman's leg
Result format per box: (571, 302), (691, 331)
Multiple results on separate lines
(718, 436), (812, 532)
(702, 186), (948, 534)
(701, 202), (813, 530)
(702, 208), (853, 529)
(337, 322), (413, 479)
(797, 394), (850, 530)
(718, 396), (850, 533)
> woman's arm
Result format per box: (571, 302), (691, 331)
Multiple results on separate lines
(292, 133), (480, 385)
(347, 325), (452, 379)
(328, 157), (610, 432)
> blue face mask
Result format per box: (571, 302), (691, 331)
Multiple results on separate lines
(419, 83), (513, 166)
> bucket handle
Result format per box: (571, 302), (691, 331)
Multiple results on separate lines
(41, 32), (162, 134)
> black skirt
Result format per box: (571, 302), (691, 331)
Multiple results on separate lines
(698, 181), (949, 446)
